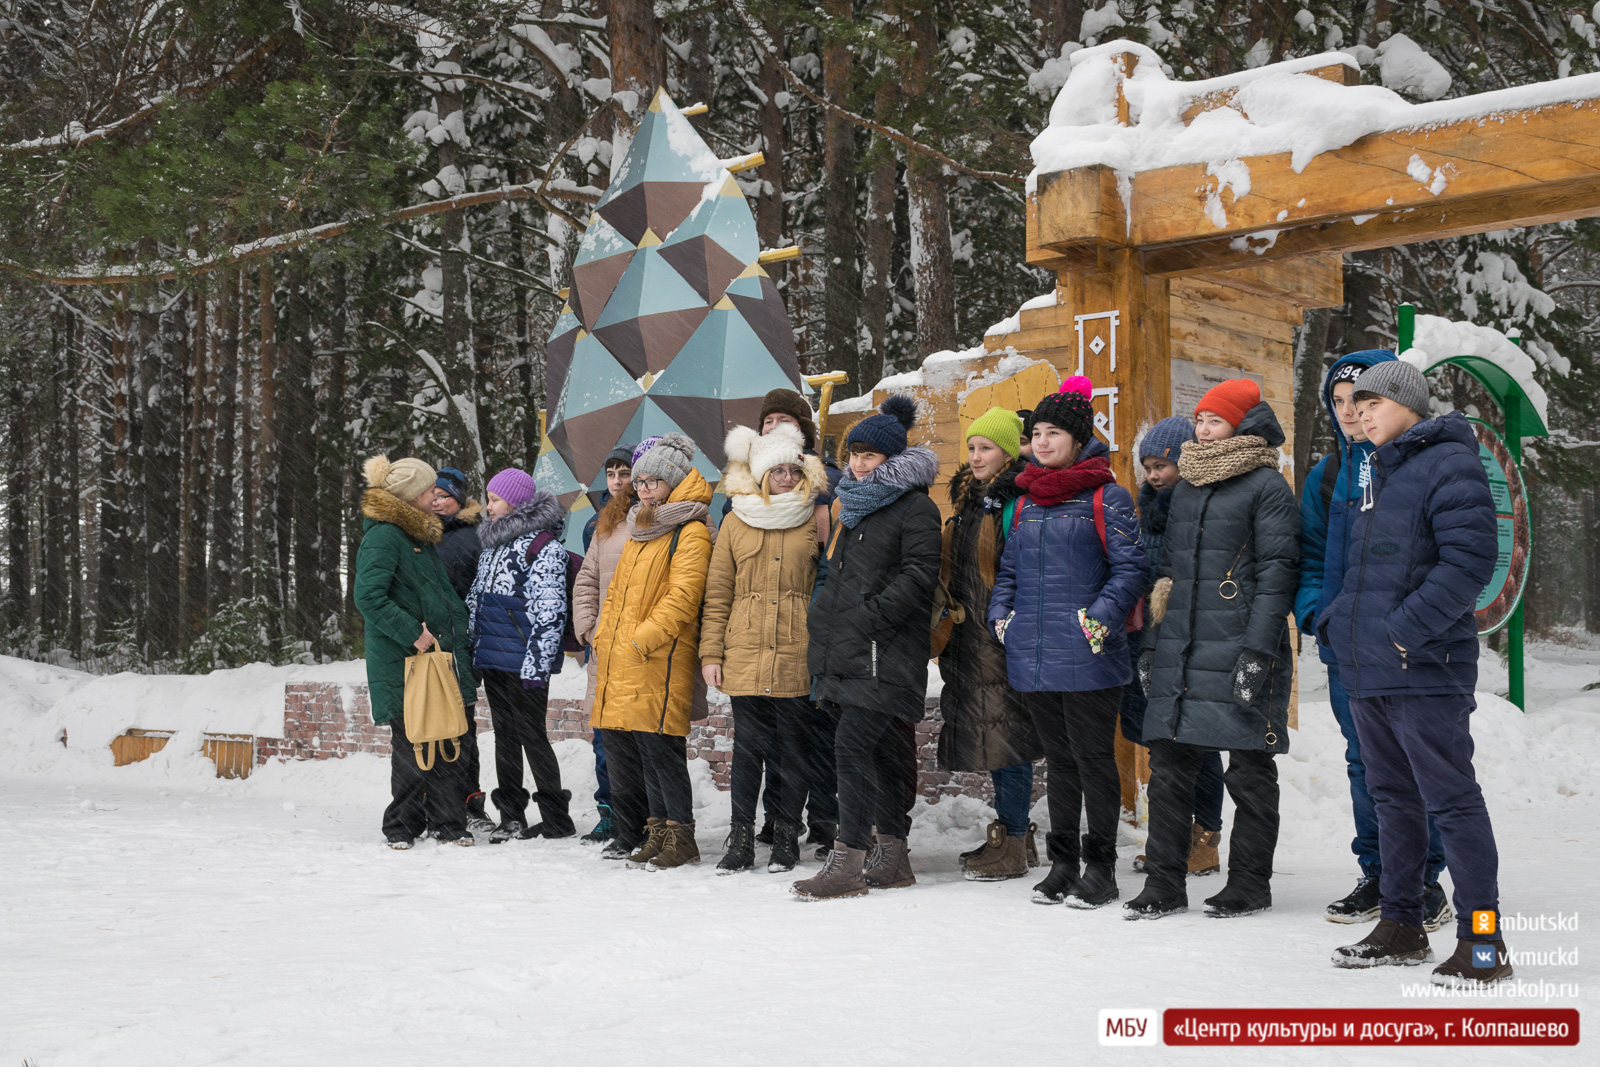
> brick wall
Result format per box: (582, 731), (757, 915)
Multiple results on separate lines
(262, 683), (1046, 803)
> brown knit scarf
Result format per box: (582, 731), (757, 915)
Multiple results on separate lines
(627, 499), (710, 541)
(1177, 435), (1282, 486)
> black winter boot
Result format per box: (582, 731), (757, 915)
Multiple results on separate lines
(465, 793), (496, 837)
(1325, 876), (1382, 923)
(1331, 918), (1434, 968)
(580, 804), (615, 845)
(1066, 834), (1119, 909)
(1123, 885), (1188, 920)
(1204, 882), (1272, 918)
(756, 818), (775, 845)
(1422, 881), (1455, 933)
(769, 820), (802, 873)
(488, 817), (528, 844)
(1431, 939), (1513, 988)
(717, 822), (757, 875)
(806, 822), (837, 849)
(1031, 831), (1080, 905)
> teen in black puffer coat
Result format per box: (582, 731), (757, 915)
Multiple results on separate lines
(1131, 389), (1300, 920)
(1142, 401), (1301, 752)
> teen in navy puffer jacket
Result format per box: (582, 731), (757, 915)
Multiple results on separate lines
(1321, 362), (1505, 987)
(989, 377), (1147, 910)
(466, 472), (575, 841)
(1316, 411), (1495, 698)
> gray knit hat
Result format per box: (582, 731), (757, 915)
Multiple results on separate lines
(1352, 360), (1430, 417)
(631, 432), (696, 489)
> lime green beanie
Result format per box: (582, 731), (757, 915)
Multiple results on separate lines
(965, 406), (1024, 461)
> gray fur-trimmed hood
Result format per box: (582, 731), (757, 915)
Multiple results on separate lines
(478, 487), (565, 549)
(846, 445), (940, 491)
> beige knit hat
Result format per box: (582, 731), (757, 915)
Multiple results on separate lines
(364, 454), (438, 503)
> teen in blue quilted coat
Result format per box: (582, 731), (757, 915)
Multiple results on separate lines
(989, 376), (1147, 911)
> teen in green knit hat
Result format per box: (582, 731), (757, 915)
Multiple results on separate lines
(965, 406), (1025, 461)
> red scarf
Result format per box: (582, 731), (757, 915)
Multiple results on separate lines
(1015, 453), (1115, 506)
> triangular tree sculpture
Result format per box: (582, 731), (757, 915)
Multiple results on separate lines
(537, 89), (802, 536)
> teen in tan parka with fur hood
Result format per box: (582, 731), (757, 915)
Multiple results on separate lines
(700, 422), (827, 873)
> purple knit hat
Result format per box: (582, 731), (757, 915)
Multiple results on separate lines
(485, 467), (537, 510)
(632, 435), (664, 467)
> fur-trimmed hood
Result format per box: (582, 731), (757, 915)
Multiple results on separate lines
(948, 458), (1026, 514)
(478, 487), (565, 549)
(445, 498), (485, 528)
(361, 487), (443, 544)
(720, 451), (828, 498)
(844, 445), (940, 491)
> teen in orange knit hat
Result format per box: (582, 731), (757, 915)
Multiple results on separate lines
(1194, 378), (1261, 428)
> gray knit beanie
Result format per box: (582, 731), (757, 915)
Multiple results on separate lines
(1352, 361), (1430, 417)
(631, 432), (696, 489)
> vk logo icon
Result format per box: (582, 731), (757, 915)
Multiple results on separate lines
(1471, 944), (1497, 969)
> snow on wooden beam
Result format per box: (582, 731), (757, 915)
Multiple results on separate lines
(721, 151), (765, 174)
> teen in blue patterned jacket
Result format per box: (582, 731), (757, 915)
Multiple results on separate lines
(466, 469), (575, 843)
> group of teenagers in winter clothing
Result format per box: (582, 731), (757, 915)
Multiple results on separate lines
(353, 353), (1512, 987)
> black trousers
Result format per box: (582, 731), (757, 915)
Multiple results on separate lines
(482, 670), (573, 833)
(804, 701), (842, 825)
(730, 696), (811, 826)
(601, 728), (648, 850)
(833, 705), (912, 851)
(1145, 740), (1279, 900)
(636, 732), (694, 823)
(383, 715), (469, 842)
(1025, 687), (1124, 866)
(461, 702), (485, 810)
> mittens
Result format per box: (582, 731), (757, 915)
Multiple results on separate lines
(994, 611), (1015, 645)
(1137, 649), (1154, 698)
(1078, 608), (1111, 655)
(1232, 650), (1271, 707)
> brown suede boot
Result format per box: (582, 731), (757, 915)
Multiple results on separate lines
(959, 819), (1002, 870)
(647, 821), (701, 869)
(1025, 822), (1041, 868)
(792, 842), (869, 900)
(964, 823), (1027, 882)
(1188, 824), (1222, 876)
(625, 818), (666, 868)
(863, 833), (916, 889)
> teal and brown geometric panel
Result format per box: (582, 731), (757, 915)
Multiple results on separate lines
(544, 88), (803, 494)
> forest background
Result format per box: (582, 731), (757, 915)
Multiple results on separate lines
(0, 0), (1596, 673)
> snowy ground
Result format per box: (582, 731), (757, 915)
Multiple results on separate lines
(2, 642), (1597, 1065)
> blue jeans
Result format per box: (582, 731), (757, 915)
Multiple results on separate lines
(990, 763), (1034, 836)
(1350, 692), (1496, 940)
(592, 730), (610, 807)
(1330, 666), (1445, 883)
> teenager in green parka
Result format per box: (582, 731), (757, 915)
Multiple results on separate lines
(355, 454), (478, 849)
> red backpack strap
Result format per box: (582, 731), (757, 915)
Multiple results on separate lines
(1009, 494), (1029, 535)
(1092, 484), (1109, 558)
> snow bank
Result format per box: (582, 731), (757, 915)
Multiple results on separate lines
(1400, 313), (1550, 427)
(0, 655), (366, 755)
(1030, 39), (1600, 192)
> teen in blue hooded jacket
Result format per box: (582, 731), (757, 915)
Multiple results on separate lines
(1321, 360), (1508, 989)
(1297, 350), (1450, 930)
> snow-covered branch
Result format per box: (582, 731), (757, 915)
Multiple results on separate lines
(4, 177), (602, 286)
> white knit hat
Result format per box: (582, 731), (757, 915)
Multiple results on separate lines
(364, 454), (437, 503)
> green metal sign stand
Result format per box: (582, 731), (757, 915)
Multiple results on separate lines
(1396, 304), (1547, 709)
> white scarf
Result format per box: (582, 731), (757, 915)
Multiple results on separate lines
(728, 490), (816, 530)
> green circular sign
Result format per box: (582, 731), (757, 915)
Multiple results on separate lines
(1469, 418), (1529, 636)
